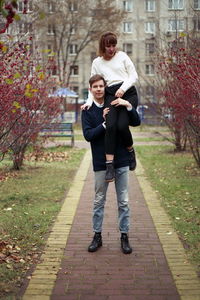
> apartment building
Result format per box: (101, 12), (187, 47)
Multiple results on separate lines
(1, 0), (200, 105)
(68, 0), (200, 104)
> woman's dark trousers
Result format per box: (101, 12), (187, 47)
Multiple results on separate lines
(105, 83), (138, 155)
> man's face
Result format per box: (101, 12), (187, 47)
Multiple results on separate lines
(90, 80), (105, 103)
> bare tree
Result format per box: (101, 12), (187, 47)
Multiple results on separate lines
(35, 0), (126, 85)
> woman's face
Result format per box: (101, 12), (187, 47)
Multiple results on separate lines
(104, 44), (117, 59)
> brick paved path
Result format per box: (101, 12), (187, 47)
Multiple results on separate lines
(51, 166), (180, 300)
(22, 147), (200, 300)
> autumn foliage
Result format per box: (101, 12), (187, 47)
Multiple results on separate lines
(0, 38), (62, 169)
(0, 0), (29, 33)
(156, 36), (200, 167)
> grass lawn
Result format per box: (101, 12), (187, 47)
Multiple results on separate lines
(134, 137), (168, 142)
(133, 124), (170, 132)
(0, 146), (86, 298)
(136, 145), (200, 272)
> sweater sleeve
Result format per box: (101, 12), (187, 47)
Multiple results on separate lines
(120, 53), (138, 93)
(81, 110), (105, 142)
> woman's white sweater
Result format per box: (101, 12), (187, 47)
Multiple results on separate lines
(86, 51), (138, 105)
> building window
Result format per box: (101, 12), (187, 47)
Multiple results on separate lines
(47, 43), (53, 51)
(91, 52), (97, 62)
(146, 85), (155, 97)
(18, 0), (33, 12)
(52, 66), (57, 76)
(146, 0), (155, 12)
(194, 0), (200, 9)
(123, 0), (133, 12)
(19, 22), (33, 34)
(71, 86), (79, 94)
(145, 42), (155, 55)
(70, 65), (79, 76)
(47, 66), (57, 76)
(145, 64), (155, 75)
(193, 17), (200, 30)
(123, 43), (133, 55)
(168, 40), (185, 49)
(145, 22), (156, 34)
(68, 1), (78, 11)
(70, 24), (76, 34)
(123, 22), (133, 33)
(82, 88), (88, 99)
(48, 1), (55, 13)
(47, 42), (55, 53)
(69, 44), (78, 55)
(18, 1), (23, 12)
(168, 0), (183, 10)
(168, 19), (184, 31)
(47, 24), (55, 35)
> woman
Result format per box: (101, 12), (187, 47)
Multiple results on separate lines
(82, 32), (139, 182)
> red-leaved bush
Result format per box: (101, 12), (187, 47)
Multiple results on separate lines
(0, 0), (29, 34)
(0, 38), (62, 169)
(157, 37), (200, 166)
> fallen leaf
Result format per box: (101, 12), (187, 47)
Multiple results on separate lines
(4, 207), (12, 211)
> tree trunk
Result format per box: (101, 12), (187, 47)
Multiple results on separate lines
(185, 120), (200, 168)
(12, 147), (26, 170)
(173, 128), (187, 152)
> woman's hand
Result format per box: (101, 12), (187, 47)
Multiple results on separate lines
(103, 107), (110, 120)
(81, 103), (91, 111)
(115, 88), (124, 98)
(111, 98), (132, 110)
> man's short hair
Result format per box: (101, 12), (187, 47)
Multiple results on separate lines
(89, 74), (106, 87)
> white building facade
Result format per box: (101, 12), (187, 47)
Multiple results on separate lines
(1, 0), (200, 104)
(71, 0), (200, 103)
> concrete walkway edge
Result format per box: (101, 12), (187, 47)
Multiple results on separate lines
(22, 150), (91, 300)
(135, 159), (200, 300)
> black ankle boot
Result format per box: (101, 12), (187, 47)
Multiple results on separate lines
(88, 232), (102, 252)
(105, 162), (115, 182)
(129, 148), (136, 171)
(121, 233), (132, 254)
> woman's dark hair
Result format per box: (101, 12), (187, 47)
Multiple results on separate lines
(89, 74), (106, 87)
(99, 32), (117, 57)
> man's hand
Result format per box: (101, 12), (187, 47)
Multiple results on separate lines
(81, 103), (91, 111)
(115, 88), (124, 98)
(103, 107), (110, 120)
(111, 98), (132, 110)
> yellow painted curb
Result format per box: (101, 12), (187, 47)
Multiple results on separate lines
(23, 150), (91, 300)
(135, 158), (200, 300)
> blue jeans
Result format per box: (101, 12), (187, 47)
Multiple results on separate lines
(93, 166), (130, 233)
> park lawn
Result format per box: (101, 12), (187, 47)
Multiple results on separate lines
(0, 146), (86, 298)
(134, 137), (167, 142)
(136, 145), (200, 272)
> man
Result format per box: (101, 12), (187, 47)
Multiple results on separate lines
(81, 74), (140, 254)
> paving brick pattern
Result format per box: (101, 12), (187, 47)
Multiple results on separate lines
(51, 166), (180, 300)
